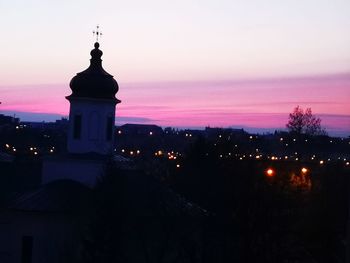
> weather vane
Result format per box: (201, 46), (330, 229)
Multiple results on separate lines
(93, 25), (102, 42)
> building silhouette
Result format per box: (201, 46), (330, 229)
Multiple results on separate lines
(42, 42), (121, 187)
(67, 42), (120, 155)
(0, 40), (207, 263)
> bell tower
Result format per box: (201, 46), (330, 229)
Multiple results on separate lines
(43, 31), (122, 187)
(66, 41), (120, 155)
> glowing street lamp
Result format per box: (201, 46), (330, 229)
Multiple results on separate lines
(266, 168), (275, 177)
(301, 167), (308, 174)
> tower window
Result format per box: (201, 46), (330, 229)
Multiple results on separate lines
(21, 236), (33, 263)
(106, 116), (113, 141)
(73, 114), (82, 139)
(88, 112), (99, 140)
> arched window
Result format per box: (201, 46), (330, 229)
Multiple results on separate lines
(73, 114), (82, 139)
(106, 115), (113, 141)
(89, 112), (100, 140)
(21, 236), (33, 263)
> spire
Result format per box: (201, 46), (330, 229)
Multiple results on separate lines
(67, 29), (120, 102)
(92, 25), (102, 42)
(90, 26), (104, 67)
(90, 42), (103, 66)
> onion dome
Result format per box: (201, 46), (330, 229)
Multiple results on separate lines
(67, 42), (120, 103)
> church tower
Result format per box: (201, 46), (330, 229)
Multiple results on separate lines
(42, 39), (121, 187)
(66, 42), (120, 155)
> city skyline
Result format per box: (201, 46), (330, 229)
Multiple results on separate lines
(1, 0), (349, 136)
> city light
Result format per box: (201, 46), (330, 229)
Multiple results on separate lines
(301, 167), (308, 174)
(266, 168), (275, 177)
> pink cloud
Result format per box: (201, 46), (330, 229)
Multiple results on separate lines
(1, 73), (349, 135)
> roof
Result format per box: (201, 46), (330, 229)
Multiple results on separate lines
(120, 124), (163, 134)
(8, 180), (91, 212)
(113, 169), (207, 217)
(67, 42), (120, 102)
(0, 152), (14, 162)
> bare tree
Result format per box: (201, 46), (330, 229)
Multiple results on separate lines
(286, 106), (326, 136)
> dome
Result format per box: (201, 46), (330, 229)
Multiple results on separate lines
(67, 42), (120, 102)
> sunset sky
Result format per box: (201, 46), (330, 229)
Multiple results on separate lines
(0, 0), (349, 136)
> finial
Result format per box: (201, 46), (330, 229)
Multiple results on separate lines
(93, 25), (102, 42)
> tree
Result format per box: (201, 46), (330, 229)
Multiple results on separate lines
(286, 106), (326, 136)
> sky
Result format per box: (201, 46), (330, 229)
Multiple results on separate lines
(0, 0), (350, 136)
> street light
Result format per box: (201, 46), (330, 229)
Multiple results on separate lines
(301, 167), (308, 174)
(266, 168), (275, 177)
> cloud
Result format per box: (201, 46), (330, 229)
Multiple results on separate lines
(0, 110), (156, 124)
(116, 116), (156, 124)
(0, 111), (66, 122)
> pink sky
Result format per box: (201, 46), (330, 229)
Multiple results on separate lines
(1, 73), (349, 136)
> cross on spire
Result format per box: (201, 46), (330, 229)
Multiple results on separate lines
(93, 25), (102, 42)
